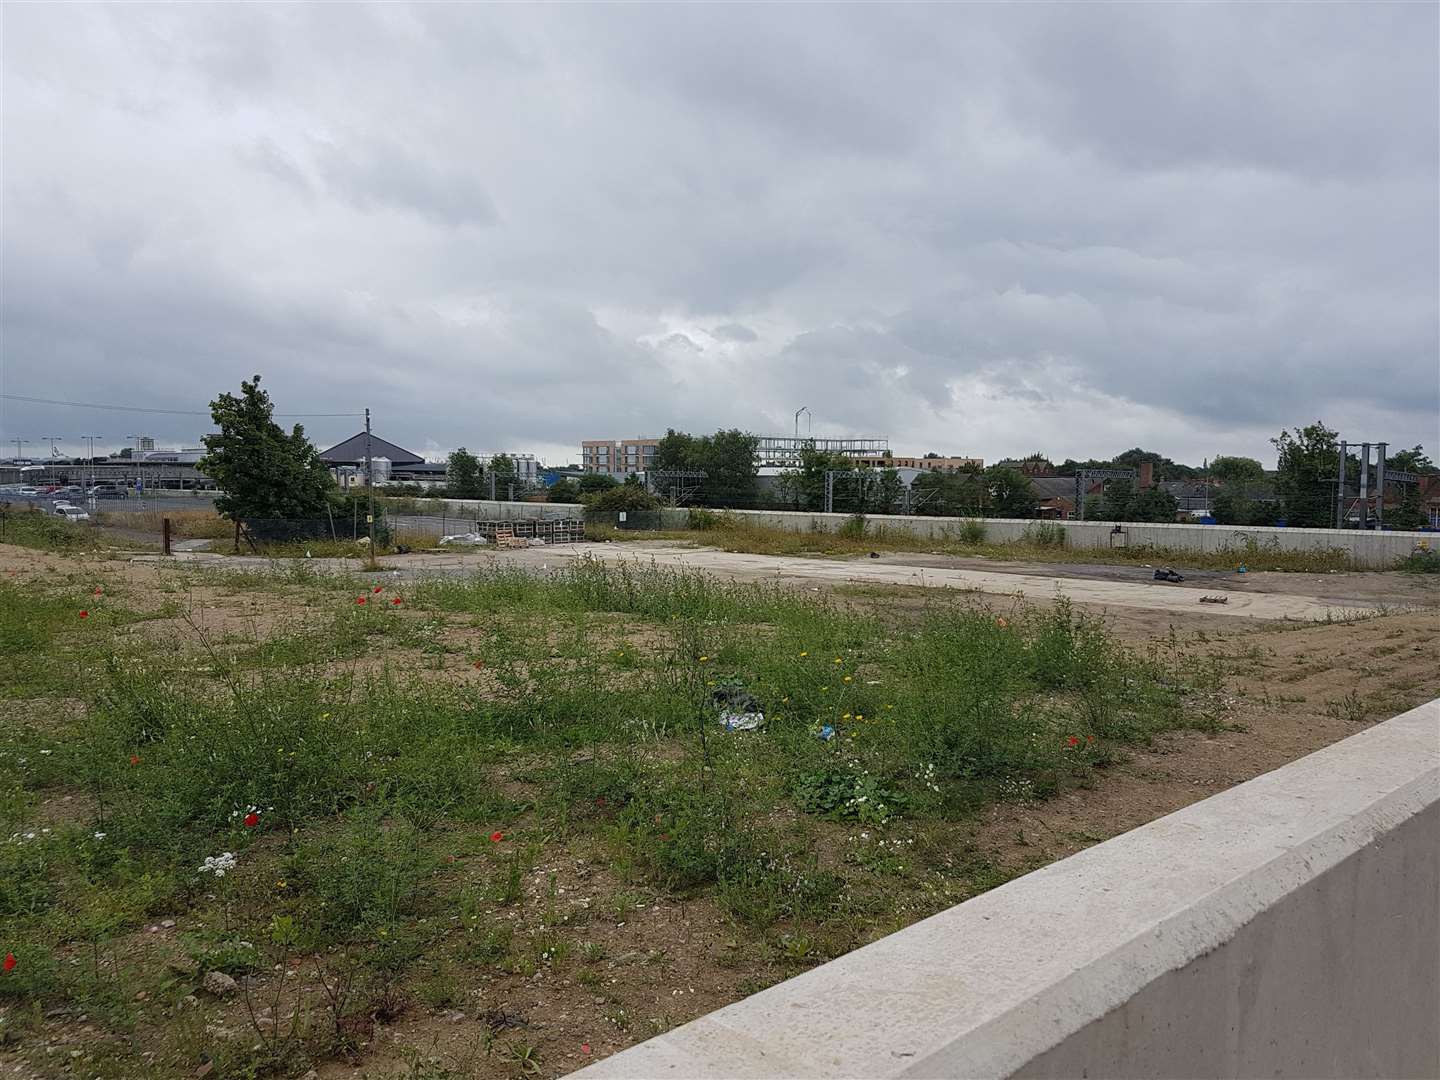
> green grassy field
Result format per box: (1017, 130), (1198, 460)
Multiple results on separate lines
(0, 557), (1223, 1078)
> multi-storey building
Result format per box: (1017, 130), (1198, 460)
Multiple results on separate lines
(581, 438), (659, 477)
(854, 455), (983, 473)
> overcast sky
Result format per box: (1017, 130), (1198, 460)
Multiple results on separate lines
(3, 4), (1437, 466)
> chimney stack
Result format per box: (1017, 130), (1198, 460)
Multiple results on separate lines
(1138, 461), (1154, 489)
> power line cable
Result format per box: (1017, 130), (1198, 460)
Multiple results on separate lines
(0, 392), (362, 418)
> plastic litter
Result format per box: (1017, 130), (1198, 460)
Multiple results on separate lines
(1236, 564), (1248, 574)
(816, 725), (836, 741)
(1199, 595), (1229, 605)
(439, 532), (492, 547)
(711, 678), (764, 733)
(1153, 568), (1185, 583)
(719, 710), (765, 732)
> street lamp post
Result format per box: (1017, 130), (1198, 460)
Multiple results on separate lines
(81, 436), (103, 495)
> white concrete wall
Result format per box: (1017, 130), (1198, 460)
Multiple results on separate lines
(574, 699), (1440, 1080)
(714, 508), (1433, 569)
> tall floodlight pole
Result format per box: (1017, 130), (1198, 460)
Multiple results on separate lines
(1358, 443), (1370, 527)
(1336, 441), (1347, 529)
(794, 406), (807, 439)
(81, 435), (102, 493)
(364, 407), (377, 569)
(42, 436), (63, 483)
(1375, 443), (1387, 527)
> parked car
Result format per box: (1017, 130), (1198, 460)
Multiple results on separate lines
(87, 484), (124, 499)
(55, 485), (82, 496)
(54, 505), (90, 522)
(17, 486), (41, 497)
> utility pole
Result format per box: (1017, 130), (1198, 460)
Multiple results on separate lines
(11, 438), (28, 462)
(824, 470), (835, 514)
(364, 407), (377, 569)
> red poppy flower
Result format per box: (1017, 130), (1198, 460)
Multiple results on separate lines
(490, 831), (504, 843)
(473, 660), (484, 670)
(581, 1044), (592, 1056)
(243, 812), (259, 828)
(391, 596), (402, 605)
(356, 596), (367, 606)
(93, 587), (103, 596)
(1087, 735), (1095, 745)
(2, 953), (14, 972)
(129, 754), (140, 766)
(372, 585), (383, 593)
(1066, 736), (1080, 748)
(79, 610), (89, 619)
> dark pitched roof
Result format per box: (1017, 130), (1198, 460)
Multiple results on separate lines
(318, 433), (424, 466)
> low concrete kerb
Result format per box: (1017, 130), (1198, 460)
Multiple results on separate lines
(574, 699), (1440, 1079)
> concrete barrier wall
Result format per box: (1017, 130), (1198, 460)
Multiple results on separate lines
(393, 499), (1431, 567)
(576, 699), (1440, 1080)
(715, 508), (1432, 569)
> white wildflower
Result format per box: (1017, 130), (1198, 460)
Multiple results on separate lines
(198, 852), (238, 877)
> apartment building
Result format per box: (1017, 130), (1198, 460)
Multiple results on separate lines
(581, 438), (659, 477)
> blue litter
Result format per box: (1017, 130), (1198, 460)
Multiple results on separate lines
(816, 725), (836, 741)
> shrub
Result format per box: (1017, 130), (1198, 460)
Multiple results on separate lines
(1021, 522), (1066, 548)
(1398, 548), (1440, 574)
(589, 485), (659, 513)
(838, 514), (867, 540)
(958, 518), (986, 545)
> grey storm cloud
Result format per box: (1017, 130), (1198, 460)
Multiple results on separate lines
(1, 3), (1436, 465)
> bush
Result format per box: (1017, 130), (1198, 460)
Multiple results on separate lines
(1021, 522), (1066, 548)
(838, 514), (867, 540)
(1398, 548), (1440, 574)
(589, 485), (660, 513)
(958, 519), (986, 545)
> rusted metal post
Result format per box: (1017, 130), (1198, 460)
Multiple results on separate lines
(162, 516), (172, 555)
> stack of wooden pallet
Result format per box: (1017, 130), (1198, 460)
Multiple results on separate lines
(494, 524), (528, 549)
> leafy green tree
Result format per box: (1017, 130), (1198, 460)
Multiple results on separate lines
(653, 430), (701, 470)
(1272, 421), (1340, 527)
(653, 428), (759, 507)
(199, 375), (335, 527)
(1099, 478), (1134, 521)
(590, 484), (659, 512)
(874, 468), (904, 514)
(1387, 487), (1428, 530)
(1208, 455), (1265, 488)
(446, 447), (483, 498)
(984, 466), (1036, 518)
(1128, 486), (1179, 522)
(547, 478), (580, 503)
(578, 473), (619, 494)
(1388, 446), (1436, 474)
